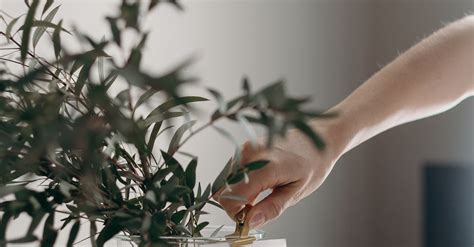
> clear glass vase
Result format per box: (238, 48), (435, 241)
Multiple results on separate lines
(115, 226), (265, 247)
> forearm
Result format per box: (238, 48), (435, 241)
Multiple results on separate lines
(318, 15), (474, 157)
(222, 16), (473, 228)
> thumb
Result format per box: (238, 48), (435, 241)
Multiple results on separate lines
(246, 185), (296, 229)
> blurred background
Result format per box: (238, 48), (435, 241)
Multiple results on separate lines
(1, 0), (473, 246)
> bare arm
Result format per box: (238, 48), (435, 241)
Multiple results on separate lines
(325, 15), (474, 157)
(218, 16), (474, 229)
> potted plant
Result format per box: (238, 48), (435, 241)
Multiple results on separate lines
(0, 0), (327, 246)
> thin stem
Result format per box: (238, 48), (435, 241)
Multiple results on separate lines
(0, 31), (89, 109)
(65, 101), (86, 115)
(0, 57), (24, 66)
(175, 120), (214, 151)
(74, 231), (100, 246)
(90, 220), (98, 247)
(1, 32), (62, 81)
(173, 105), (250, 154)
(54, 209), (90, 220)
(0, 47), (20, 50)
(0, 10), (14, 19)
(0, 50), (19, 58)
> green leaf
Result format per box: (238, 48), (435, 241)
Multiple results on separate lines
(210, 224), (224, 238)
(193, 184), (211, 206)
(150, 118), (172, 145)
(149, 213), (168, 239)
(26, 211), (45, 237)
(160, 150), (184, 179)
(201, 184), (211, 203)
(106, 17), (121, 46)
(211, 158), (232, 195)
(40, 212), (57, 247)
(134, 88), (159, 111)
(227, 172), (244, 185)
(42, 0), (54, 15)
(0, 185), (24, 198)
(146, 96), (208, 119)
(137, 33), (148, 50)
(257, 80), (285, 107)
(207, 88), (226, 113)
(170, 210), (187, 224)
(0, 212), (11, 242)
(167, 120), (196, 155)
(7, 235), (38, 244)
(148, 0), (159, 10)
(120, 1), (140, 30)
(149, 0), (184, 11)
(96, 218), (123, 247)
(175, 224), (192, 237)
(21, 0), (40, 62)
(117, 147), (138, 168)
(193, 221), (209, 236)
(33, 5), (60, 48)
(97, 37), (106, 83)
(70, 60), (83, 74)
(168, 185), (191, 200)
(169, 0), (184, 11)
(147, 121), (162, 153)
(245, 160), (269, 171)
(66, 220), (80, 247)
(302, 111), (338, 119)
(6, 16), (21, 38)
(207, 200), (223, 210)
(236, 112), (257, 144)
(74, 63), (93, 95)
(20, 20), (71, 34)
(143, 111), (184, 128)
(293, 120), (325, 150)
(151, 162), (177, 182)
(65, 205), (79, 214)
(185, 158), (197, 190)
(242, 76), (251, 96)
(103, 70), (119, 89)
(60, 216), (74, 230)
(211, 95), (245, 121)
(115, 88), (130, 104)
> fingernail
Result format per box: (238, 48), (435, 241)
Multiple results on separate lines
(249, 213), (265, 229)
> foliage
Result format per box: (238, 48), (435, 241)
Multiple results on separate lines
(0, 0), (329, 246)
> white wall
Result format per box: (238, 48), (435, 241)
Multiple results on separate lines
(0, 0), (472, 247)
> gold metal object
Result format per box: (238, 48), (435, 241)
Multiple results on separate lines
(225, 204), (257, 246)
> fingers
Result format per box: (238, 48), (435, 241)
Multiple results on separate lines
(213, 142), (262, 201)
(246, 185), (298, 229)
(218, 153), (280, 219)
(214, 187), (259, 220)
(239, 141), (266, 165)
(211, 142), (264, 202)
(217, 142), (305, 221)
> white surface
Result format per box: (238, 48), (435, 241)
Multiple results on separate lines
(202, 239), (287, 247)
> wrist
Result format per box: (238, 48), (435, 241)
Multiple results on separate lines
(308, 110), (354, 163)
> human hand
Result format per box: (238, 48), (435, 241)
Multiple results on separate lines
(215, 120), (343, 229)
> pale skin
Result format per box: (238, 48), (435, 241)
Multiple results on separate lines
(215, 15), (474, 229)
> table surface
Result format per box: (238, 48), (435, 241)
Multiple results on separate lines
(201, 239), (287, 247)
